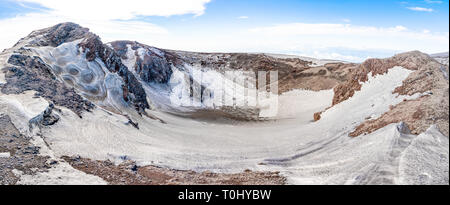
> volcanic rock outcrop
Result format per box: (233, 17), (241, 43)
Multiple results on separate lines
(2, 52), (94, 116)
(5, 23), (150, 115)
(110, 41), (174, 84)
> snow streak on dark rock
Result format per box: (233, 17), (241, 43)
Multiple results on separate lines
(1, 54), (94, 117)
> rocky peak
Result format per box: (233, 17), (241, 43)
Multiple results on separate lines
(25, 22), (93, 47)
(110, 40), (174, 84)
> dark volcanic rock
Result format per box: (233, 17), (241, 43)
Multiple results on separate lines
(29, 104), (60, 129)
(109, 40), (133, 58)
(110, 41), (174, 84)
(78, 34), (150, 114)
(2, 54), (94, 117)
(125, 118), (139, 129)
(136, 53), (173, 84)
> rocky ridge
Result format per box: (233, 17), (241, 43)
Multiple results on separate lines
(314, 51), (449, 137)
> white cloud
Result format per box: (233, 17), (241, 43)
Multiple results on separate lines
(424, 0), (443, 4)
(407, 7), (434, 12)
(342, 19), (351, 23)
(0, 12), (168, 50)
(142, 23), (447, 62)
(0, 1), (448, 62)
(238, 16), (249, 19)
(239, 23), (448, 56)
(0, 0), (211, 50)
(248, 23), (413, 36)
(16, 0), (211, 19)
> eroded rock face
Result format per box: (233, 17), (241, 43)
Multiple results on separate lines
(110, 41), (174, 84)
(1, 54), (94, 117)
(136, 54), (173, 83)
(3, 23), (150, 115)
(78, 34), (150, 114)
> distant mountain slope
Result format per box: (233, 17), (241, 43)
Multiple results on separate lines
(430, 52), (449, 66)
(430, 52), (449, 58)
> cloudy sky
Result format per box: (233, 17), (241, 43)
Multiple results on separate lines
(0, 0), (448, 62)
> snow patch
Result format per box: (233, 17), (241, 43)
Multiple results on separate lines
(0, 152), (10, 158)
(122, 44), (138, 75)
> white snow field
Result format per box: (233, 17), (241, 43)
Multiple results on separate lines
(0, 39), (448, 184)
